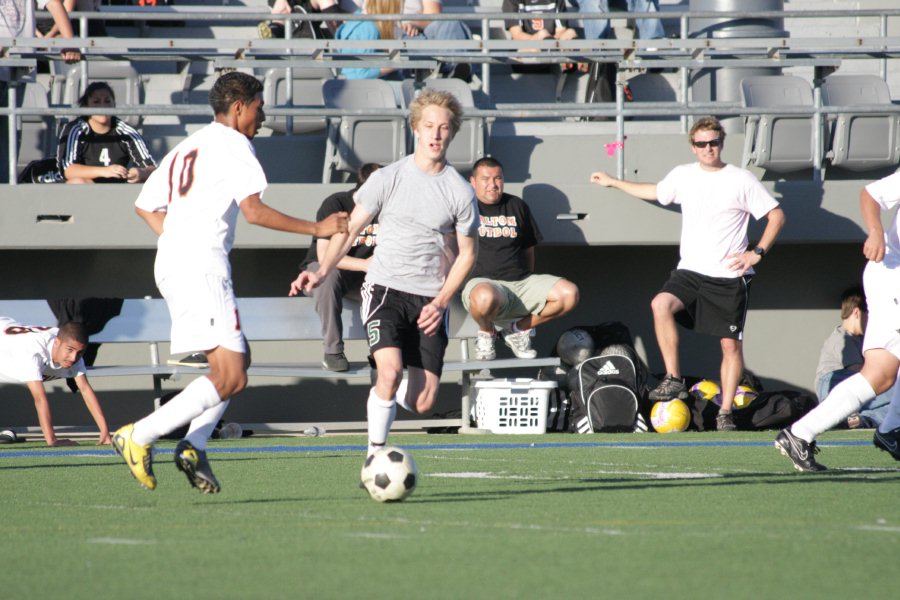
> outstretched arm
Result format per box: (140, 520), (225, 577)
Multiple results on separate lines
(590, 171), (659, 201)
(240, 194), (348, 238)
(73, 375), (111, 445)
(26, 381), (77, 446)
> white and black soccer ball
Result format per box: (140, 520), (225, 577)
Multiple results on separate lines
(360, 446), (418, 502)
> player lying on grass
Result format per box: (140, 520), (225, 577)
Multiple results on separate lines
(112, 71), (348, 493)
(0, 318), (111, 446)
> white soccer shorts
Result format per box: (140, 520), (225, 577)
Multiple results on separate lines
(158, 274), (246, 355)
(862, 259), (900, 358)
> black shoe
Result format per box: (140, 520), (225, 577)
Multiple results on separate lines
(167, 353), (208, 368)
(775, 428), (827, 472)
(174, 440), (221, 494)
(322, 352), (349, 372)
(873, 427), (900, 461)
(649, 375), (688, 402)
(716, 411), (736, 432)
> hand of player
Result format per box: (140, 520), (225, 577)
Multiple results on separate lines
(107, 165), (129, 180)
(61, 49), (81, 63)
(863, 231), (886, 263)
(417, 302), (445, 337)
(126, 168), (142, 183)
(401, 22), (420, 36)
(49, 438), (79, 447)
(726, 250), (759, 275)
(314, 212), (349, 238)
(97, 433), (112, 445)
(290, 270), (321, 295)
(590, 171), (615, 187)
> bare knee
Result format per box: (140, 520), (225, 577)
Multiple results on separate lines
(720, 338), (742, 357)
(469, 283), (502, 316)
(650, 293), (677, 318)
(375, 366), (403, 398)
(555, 280), (579, 314)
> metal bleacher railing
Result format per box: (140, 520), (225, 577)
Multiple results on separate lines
(2, 6), (900, 183)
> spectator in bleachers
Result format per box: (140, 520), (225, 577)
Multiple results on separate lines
(504, 0), (579, 44)
(0, 319), (111, 446)
(398, 0), (470, 43)
(56, 81), (156, 184)
(37, 0), (105, 39)
(295, 163), (381, 372)
(257, 0), (343, 40)
(815, 286), (891, 428)
(463, 157), (579, 360)
(579, 0), (664, 42)
(334, 0), (403, 80)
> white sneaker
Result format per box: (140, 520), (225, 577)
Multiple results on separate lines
(474, 331), (496, 360)
(503, 328), (537, 359)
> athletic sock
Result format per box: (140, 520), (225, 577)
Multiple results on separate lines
(394, 378), (414, 414)
(367, 387), (395, 456)
(132, 377), (222, 446)
(184, 399), (230, 451)
(791, 373), (875, 443)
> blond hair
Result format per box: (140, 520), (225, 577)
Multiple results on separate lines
(689, 116), (726, 145)
(408, 89), (463, 136)
(364, 0), (401, 40)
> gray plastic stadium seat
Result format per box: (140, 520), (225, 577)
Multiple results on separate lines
(322, 79), (407, 183)
(16, 81), (55, 174)
(400, 78), (485, 174)
(740, 75), (815, 173)
(262, 67), (332, 135)
(51, 62), (144, 128)
(821, 74), (900, 172)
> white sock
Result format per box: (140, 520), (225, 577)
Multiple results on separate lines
(791, 373), (875, 443)
(367, 387), (395, 456)
(394, 378), (415, 414)
(133, 377), (222, 446)
(184, 399), (230, 451)
(878, 384), (900, 433)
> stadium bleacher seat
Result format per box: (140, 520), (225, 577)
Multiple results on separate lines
(51, 62), (144, 129)
(261, 67), (334, 135)
(322, 79), (407, 183)
(16, 81), (56, 176)
(740, 75), (816, 173)
(400, 77), (485, 175)
(821, 74), (900, 172)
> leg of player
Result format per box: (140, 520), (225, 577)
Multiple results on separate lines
(649, 292), (687, 401)
(368, 347), (403, 456)
(467, 282), (503, 360)
(875, 382), (900, 460)
(716, 338), (742, 431)
(402, 366), (441, 414)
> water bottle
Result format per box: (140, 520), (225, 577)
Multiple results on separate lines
(303, 425), (325, 437)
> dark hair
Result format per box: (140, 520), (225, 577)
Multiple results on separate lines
(58, 321), (88, 345)
(208, 72), (264, 116)
(355, 163), (381, 190)
(840, 286), (867, 320)
(78, 81), (115, 108)
(472, 156), (504, 174)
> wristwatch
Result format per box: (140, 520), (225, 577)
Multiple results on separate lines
(752, 246), (766, 258)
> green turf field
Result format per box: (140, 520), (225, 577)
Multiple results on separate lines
(1, 431), (898, 600)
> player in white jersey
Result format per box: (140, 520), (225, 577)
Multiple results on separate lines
(112, 72), (348, 493)
(776, 171), (900, 471)
(0, 319), (111, 446)
(292, 89), (479, 459)
(590, 116), (785, 431)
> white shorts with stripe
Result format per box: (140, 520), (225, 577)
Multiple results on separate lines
(862, 259), (900, 358)
(158, 274), (246, 355)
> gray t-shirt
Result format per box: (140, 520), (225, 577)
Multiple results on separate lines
(815, 325), (863, 383)
(357, 155), (478, 297)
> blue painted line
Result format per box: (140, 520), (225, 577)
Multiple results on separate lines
(0, 439), (871, 459)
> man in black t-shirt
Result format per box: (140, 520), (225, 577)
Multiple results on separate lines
(299, 163), (380, 371)
(463, 157), (579, 360)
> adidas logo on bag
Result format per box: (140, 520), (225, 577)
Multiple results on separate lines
(596, 360), (620, 376)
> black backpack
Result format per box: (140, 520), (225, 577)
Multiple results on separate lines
(18, 158), (63, 184)
(569, 344), (644, 433)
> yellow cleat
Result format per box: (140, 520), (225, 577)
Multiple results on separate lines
(111, 424), (157, 490)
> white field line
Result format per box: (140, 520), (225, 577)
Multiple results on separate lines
(87, 537), (158, 545)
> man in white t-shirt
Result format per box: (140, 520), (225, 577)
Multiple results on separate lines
(776, 171), (900, 471)
(590, 116), (785, 431)
(0, 318), (110, 446)
(113, 72), (348, 493)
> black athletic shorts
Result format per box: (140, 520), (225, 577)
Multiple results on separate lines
(660, 269), (752, 340)
(361, 282), (449, 376)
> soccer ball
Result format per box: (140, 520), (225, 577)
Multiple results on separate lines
(650, 398), (691, 433)
(360, 446), (418, 502)
(556, 328), (595, 367)
(732, 385), (758, 410)
(690, 379), (721, 401)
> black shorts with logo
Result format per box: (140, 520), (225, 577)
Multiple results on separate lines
(361, 282), (449, 376)
(660, 269), (752, 340)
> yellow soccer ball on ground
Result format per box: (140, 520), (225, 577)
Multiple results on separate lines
(733, 385), (758, 410)
(650, 398), (691, 433)
(690, 379), (720, 401)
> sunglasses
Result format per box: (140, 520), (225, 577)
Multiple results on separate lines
(691, 138), (723, 149)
